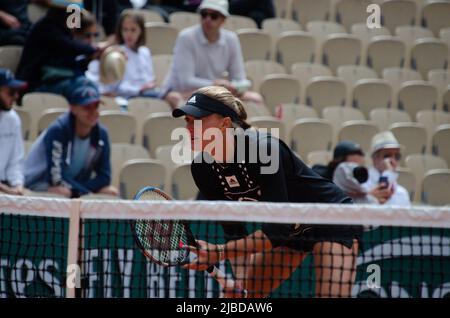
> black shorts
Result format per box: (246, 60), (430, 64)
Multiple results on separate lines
(263, 223), (363, 253)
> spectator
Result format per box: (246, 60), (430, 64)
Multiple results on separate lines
(229, 0), (275, 28)
(16, 1), (103, 95)
(84, 0), (120, 39)
(160, 0), (264, 108)
(312, 140), (365, 181)
(24, 78), (118, 198)
(87, 10), (180, 102)
(0, 0), (32, 46)
(363, 131), (411, 206)
(0, 69), (27, 195)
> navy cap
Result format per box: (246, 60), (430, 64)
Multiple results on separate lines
(172, 93), (238, 120)
(67, 84), (100, 106)
(0, 69), (27, 89)
(333, 141), (364, 160)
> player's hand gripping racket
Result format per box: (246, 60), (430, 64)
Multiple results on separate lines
(130, 186), (246, 297)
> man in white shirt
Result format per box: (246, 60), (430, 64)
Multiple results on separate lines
(0, 68), (27, 195)
(364, 131), (411, 206)
(161, 0), (263, 107)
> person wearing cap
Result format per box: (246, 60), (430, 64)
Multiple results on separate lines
(16, 1), (106, 95)
(160, 0), (264, 108)
(363, 131), (411, 206)
(312, 140), (366, 181)
(0, 69), (28, 195)
(175, 86), (362, 298)
(24, 78), (118, 198)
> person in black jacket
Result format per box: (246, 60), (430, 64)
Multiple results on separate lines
(16, 2), (102, 95)
(0, 0), (32, 46)
(173, 86), (361, 298)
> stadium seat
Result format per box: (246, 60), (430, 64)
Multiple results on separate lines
(366, 36), (406, 76)
(273, 0), (293, 19)
(291, 62), (333, 102)
(275, 103), (319, 132)
(224, 15), (257, 32)
(305, 76), (347, 114)
(381, 0), (417, 33)
(395, 26), (434, 62)
(382, 67), (422, 105)
(247, 116), (287, 142)
(336, 65), (378, 104)
(416, 110), (450, 148)
(169, 11), (198, 31)
(350, 23), (390, 62)
(127, 97), (172, 144)
(405, 154), (448, 202)
(444, 88), (450, 112)
(0, 46), (23, 73)
(245, 60), (286, 92)
(396, 167), (416, 202)
(306, 21), (346, 58)
(259, 74), (301, 115)
(237, 29), (272, 61)
(335, 0), (372, 31)
(439, 27), (450, 49)
(337, 120), (380, 153)
(322, 106), (365, 143)
(14, 108), (31, 141)
(397, 81), (438, 119)
(422, 169), (450, 206)
(37, 108), (66, 137)
(142, 113), (185, 157)
(151, 54), (173, 86)
(432, 124), (450, 167)
(352, 79), (393, 118)
(389, 122), (428, 160)
(410, 39), (448, 79)
(21, 93), (69, 140)
(119, 159), (166, 199)
(145, 23), (178, 55)
(262, 18), (301, 38)
(291, 0), (331, 28)
(307, 150), (332, 167)
(123, 8), (164, 23)
(156, 143), (193, 178)
(427, 69), (450, 111)
(99, 96), (120, 111)
(370, 108), (411, 131)
(111, 143), (150, 188)
(276, 31), (316, 70)
(421, 1), (450, 36)
(171, 164), (198, 200)
(321, 34), (362, 73)
(290, 118), (333, 160)
(99, 111), (137, 144)
(242, 101), (271, 119)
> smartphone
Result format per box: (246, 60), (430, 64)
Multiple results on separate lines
(379, 176), (389, 189)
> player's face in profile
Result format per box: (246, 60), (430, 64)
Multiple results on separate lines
(71, 102), (100, 129)
(0, 87), (18, 111)
(185, 114), (228, 151)
(121, 17), (141, 49)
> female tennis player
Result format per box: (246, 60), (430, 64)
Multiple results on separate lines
(172, 86), (362, 298)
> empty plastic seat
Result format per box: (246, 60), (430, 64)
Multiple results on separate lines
(224, 14), (257, 31)
(290, 118), (333, 160)
(291, 0), (331, 28)
(335, 0), (372, 31)
(145, 23), (178, 55)
(366, 35), (406, 76)
(291, 63), (333, 102)
(276, 31), (316, 69)
(422, 169), (450, 205)
(353, 79), (392, 118)
(381, 0), (417, 33)
(305, 76), (347, 114)
(337, 120), (380, 153)
(389, 122), (428, 159)
(421, 1), (450, 36)
(397, 80), (438, 119)
(237, 29), (272, 61)
(259, 74), (301, 114)
(245, 60), (286, 92)
(99, 111), (137, 144)
(321, 34), (362, 73)
(410, 39), (448, 78)
(432, 124), (450, 167)
(370, 108), (411, 131)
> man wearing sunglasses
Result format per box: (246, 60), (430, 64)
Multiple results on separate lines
(364, 131), (411, 206)
(0, 69), (27, 195)
(160, 0), (263, 108)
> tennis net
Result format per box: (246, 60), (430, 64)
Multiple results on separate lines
(1, 195), (450, 298)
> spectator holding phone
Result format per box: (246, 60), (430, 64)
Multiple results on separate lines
(363, 131), (410, 206)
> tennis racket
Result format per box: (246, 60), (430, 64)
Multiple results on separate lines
(130, 186), (241, 294)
